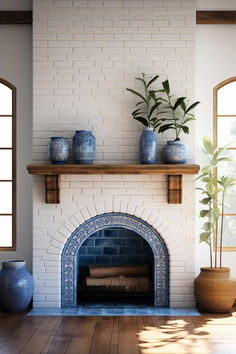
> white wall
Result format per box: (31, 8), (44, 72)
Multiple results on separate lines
(195, 0), (236, 276)
(0, 0), (32, 270)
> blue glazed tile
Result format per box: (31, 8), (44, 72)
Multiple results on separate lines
(87, 247), (102, 255)
(103, 229), (119, 238)
(127, 256), (143, 264)
(111, 256), (127, 265)
(125, 239), (142, 246)
(95, 256), (112, 265)
(103, 247), (118, 255)
(119, 247), (134, 255)
(78, 256), (95, 264)
(111, 239), (126, 246)
(82, 239), (94, 246)
(28, 307), (200, 317)
(78, 247), (86, 255)
(95, 239), (111, 247)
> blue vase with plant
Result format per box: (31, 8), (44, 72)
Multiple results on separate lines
(158, 79), (200, 164)
(126, 73), (163, 164)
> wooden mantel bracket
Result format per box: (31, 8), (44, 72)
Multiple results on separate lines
(45, 175), (60, 204)
(27, 164), (200, 205)
(168, 175), (182, 204)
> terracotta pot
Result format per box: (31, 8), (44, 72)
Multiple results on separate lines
(194, 267), (236, 313)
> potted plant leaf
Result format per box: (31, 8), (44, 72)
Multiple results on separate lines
(194, 136), (236, 313)
(158, 80), (200, 163)
(126, 73), (163, 164)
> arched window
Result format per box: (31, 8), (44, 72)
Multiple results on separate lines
(214, 77), (236, 251)
(0, 79), (16, 250)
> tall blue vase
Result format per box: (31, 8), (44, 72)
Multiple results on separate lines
(73, 130), (96, 164)
(162, 140), (188, 164)
(48, 137), (69, 164)
(139, 127), (157, 164)
(0, 260), (34, 312)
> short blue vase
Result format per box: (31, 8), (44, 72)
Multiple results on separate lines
(0, 260), (34, 312)
(139, 127), (157, 164)
(162, 140), (188, 164)
(73, 130), (96, 164)
(48, 137), (69, 164)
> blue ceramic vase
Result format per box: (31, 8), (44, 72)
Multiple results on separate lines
(0, 260), (34, 312)
(73, 130), (95, 164)
(162, 140), (188, 164)
(48, 137), (69, 164)
(139, 127), (157, 164)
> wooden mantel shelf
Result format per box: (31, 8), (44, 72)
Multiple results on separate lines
(27, 163), (200, 204)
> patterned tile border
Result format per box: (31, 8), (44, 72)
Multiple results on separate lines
(61, 213), (169, 307)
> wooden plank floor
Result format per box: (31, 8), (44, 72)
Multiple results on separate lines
(0, 309), (236, 353)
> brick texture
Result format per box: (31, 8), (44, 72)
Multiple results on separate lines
(32, 0), (196, 309)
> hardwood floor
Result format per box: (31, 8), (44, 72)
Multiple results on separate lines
(0, 309), (236, 353)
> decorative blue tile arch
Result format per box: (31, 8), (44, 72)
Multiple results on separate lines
(61, 213), (169, 307)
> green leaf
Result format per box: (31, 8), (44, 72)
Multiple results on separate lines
(162, 80), (170, 94)
(136, 101), (143, 107)
(149, 102), (162, 118)
(183, 117), (195, 125)
(200, 210), (209, 217)
(182, 125), (189, 134)
(185, 101), (200, 113)
(180, 100), (186, 112)
(135, 77), (147, 88)
(200, 197), (211, 205)
(126, 88), (147, 103)
(200, 232), (211, 243)
(134, 116), (148, 127)
(158, 124), (175, 133)
(173, 97), (186, 111)
(203, 222), (212, 231)
(202, 136), (214, 155)
(147, 75), (159, 88)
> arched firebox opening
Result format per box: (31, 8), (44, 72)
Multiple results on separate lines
(61, 213), (169, 307)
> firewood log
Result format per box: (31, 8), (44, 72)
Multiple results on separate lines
(86, 275), (150, 293)
(89, 264), (149, 278)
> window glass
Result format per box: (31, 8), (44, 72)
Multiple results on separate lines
(0, 83), (12, 115)
(0, 117), (12, 147)
(0, 79), (15, 250)
(0, 216), (12, 247)
(217, 81), (236, 115)
(0, 182), (12, 214)
(217, 216), (236, 247)
(215, 78), (236, 250)
(217, 117), (236, 147)
(0, 150), (12, 180)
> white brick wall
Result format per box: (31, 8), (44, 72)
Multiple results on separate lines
(32, 0), (196, 308)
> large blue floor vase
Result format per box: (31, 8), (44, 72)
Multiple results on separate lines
(139, 128), (157, 164)
(0, 260), (34, 312)
(162, 140), (188, 164)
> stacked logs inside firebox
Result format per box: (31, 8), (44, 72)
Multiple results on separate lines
(85, 264), (150, 293)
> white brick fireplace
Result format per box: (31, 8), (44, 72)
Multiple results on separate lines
(32, 0), (196, 308)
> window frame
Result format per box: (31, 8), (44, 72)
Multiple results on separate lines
(0, 78), (16, 251)
(213, 76), (236, 252)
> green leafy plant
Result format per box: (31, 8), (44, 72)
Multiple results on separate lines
(196, 136), (235, 268)
(126, 73), (163, 132)
(158, 80), (200, 140)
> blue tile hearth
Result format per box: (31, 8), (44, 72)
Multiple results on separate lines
(28, 307), (200, 317)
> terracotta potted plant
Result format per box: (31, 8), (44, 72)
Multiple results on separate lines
(158, 80), (200, 163)
(194, 136), (236, 313)
(126, 73), (164, 164)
